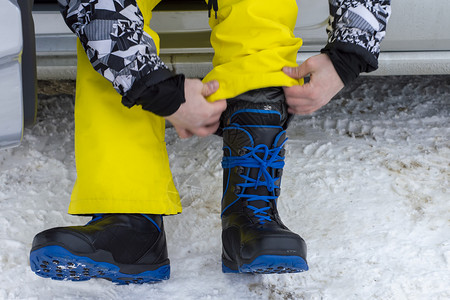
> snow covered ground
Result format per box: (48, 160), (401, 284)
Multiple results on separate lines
(0, 76), (449, 299)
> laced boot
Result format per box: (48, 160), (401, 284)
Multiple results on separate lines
(30, 214), (170, 284)
(220, 87), (308, 274)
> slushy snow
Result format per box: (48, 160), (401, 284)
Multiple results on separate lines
(0, 76), (449, 299)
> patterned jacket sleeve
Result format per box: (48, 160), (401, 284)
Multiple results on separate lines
(57, 0), (173, 96)
(325, 0), (391, 70)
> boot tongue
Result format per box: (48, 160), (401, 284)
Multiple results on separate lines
(244, 130), (286, 224)
(229, 107), (282, 127)
(225, 109), (283, 155)
(226, 118), (286, 224)
(222, 108), (287, 224)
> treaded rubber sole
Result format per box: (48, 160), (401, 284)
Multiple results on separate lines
(30, 246), (170, 285)
(222, 255), (308, 274)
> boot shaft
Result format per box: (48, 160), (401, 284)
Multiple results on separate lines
(221, 88), (289, 225)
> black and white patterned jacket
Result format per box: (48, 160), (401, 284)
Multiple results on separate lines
(57, 0), (391, 114)
(324, 0), (391, 73)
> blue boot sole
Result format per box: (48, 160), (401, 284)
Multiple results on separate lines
(222, 255), (308, 274)
(30, 246), (170, 284)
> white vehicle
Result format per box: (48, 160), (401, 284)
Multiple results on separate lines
(2, 0), (450, 149)
(0, 0), (37, 149)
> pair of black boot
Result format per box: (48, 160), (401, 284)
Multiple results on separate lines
(30, 88), (308, 284)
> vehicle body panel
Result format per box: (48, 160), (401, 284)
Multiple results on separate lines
(1, 0), (449, 149)
(32, 0), (450, 80)
(0, 0), (23, 149)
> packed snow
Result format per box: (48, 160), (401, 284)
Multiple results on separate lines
(0, 76), (449, 299)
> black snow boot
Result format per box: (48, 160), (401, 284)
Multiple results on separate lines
(30, 214), (170, 284)
(220, 87), (308, 274)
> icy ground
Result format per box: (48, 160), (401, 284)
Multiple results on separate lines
(0, 76), (449, 299)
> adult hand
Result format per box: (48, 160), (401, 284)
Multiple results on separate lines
(165, 79), (227, 138)
(282, 53), (344, 115)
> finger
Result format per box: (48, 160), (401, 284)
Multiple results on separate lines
(291, 101), (317, 114)
(194, 120), (221, 137)
(283, 84), (304, 96)
(192, 127), (212, 138)
(175, 126), (186, 138)
(201, 100), (226, 125)
(284, 86), (309, 104)
(286, 82), (317, 101)
(209, 99), (227, 116)
(282, 61), (311, 80)
(287, 107), (296, 114)
(292, 103), (319, 115)
(205, 120), (221, 133)
(287, 103), (303, 115)
(299, 109), (315, 115)
(288, 106), (310, 115)
(182, 130), (194, 139)
(176, 127), (193, 139)
(201, 80), (220, 97)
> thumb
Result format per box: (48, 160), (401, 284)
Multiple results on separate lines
(201, 80), (220, 97)
(283, 63), (310, 80)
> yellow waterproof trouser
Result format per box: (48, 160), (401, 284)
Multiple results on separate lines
(204, 0), (302, 101)
(69, 0), (302, 215)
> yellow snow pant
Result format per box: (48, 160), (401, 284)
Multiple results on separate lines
(68, 0), (302, 215)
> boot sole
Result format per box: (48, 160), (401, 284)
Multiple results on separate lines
(30, 246), (170, 284)
(222, 255), (308, 274)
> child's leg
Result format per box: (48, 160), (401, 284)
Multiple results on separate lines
(205, 0), (308, 273)
(70, 0), (181, 215)
(69, 40), (180, 215)
(204, 0), (303, 102)
(30, 0), (177, 284)
(220, 88), (308, 274)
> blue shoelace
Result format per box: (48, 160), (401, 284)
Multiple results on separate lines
(222, 138), (287, 224)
